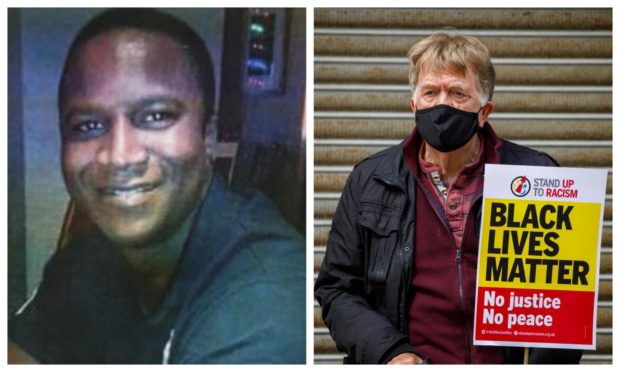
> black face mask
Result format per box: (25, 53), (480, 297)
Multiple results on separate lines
(415, 104), (482, 152)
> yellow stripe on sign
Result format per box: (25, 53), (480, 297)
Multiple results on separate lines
(477, 198), (600, 292)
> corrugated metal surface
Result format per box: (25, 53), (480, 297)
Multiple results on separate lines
(313, 8), (612, 364)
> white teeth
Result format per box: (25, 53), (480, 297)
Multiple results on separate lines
(111, 187), (144, 197)
(102, 185), (153, 197)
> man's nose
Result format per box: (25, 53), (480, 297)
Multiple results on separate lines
(96, 115), (148, 168)
(437, 92), (450, 105)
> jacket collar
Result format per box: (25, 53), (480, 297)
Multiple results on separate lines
(371, 143), (410, 192)
(372, 122), (502, 191)
(400, 122), (502, 175)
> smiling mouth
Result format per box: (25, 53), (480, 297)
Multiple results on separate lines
(98, 183), (160, 197)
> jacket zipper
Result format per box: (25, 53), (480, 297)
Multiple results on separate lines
(397, 229), (408, 332)
(414, 175), (475, 361)
(455, 248), (472, 364)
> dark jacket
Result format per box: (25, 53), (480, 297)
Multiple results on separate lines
(314, 124), (582, 364)
(9, 176), (306, 364)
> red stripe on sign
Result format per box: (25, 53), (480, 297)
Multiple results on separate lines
(474, 287), (595, 346)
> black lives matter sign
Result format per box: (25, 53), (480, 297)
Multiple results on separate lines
(473, 164), (606, 350)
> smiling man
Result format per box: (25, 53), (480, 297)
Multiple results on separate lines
(9, 9), (304, 364)
(314, 32), (582, 364)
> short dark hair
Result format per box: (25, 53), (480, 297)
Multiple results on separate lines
(58, 8), (215, 122)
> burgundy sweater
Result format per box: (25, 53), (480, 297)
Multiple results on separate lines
(403, 126), (504, 363)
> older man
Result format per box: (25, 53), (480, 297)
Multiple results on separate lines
(9, 9), (304, 364)
(315, 32), (582, 364)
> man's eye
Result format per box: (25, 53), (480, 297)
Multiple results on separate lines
(67, 120), (107, 140)
(137, 111), (178, 129)
(144, 112), (173, 122)
(77, 121), (104, 132)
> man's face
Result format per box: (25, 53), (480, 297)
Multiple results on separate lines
(411, 65), (493, 127)
(60, 30), (211, 247)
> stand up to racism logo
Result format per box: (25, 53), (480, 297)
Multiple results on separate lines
(511, 176), (531, 197)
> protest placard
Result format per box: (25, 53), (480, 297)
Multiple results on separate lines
(473, 164), (607, 349)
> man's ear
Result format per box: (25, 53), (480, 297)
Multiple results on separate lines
(479, 101), (495, 128)
(203, 114), (218, 160)
(410, 97), (416, 114)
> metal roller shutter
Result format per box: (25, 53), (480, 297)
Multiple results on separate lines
(313, 8), (612, 365)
